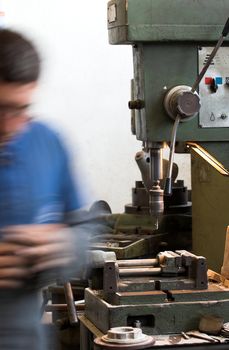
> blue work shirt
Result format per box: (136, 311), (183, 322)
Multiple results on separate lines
(0, 120), (84, 350)
(0, 120), (82, 227)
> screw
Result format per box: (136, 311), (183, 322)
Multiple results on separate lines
(221, 113), (228, 120)
(134, 320), (141, 328)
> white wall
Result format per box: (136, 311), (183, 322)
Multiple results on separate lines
(0, 0), (191, 212)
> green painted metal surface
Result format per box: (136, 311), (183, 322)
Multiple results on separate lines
(133, 44), (229, 145)
(85, 287), (229, 335)
(90, 212), (192, 259)
(108, 0), (229, 43)
(109, 285), (229, 305)
(108, 0), (229, 148)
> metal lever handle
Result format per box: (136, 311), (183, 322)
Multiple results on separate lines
(64, 282), (78, 325)
(164, 114), (181, 196)
(222, 17), (229, 37)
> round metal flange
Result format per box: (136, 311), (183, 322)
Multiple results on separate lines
(94, 336), (155, 350)
(164, 85), (200, 121)
(103, 327), (147, 344)
(94, 327), (155, 350)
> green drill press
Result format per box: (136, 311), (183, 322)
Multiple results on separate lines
(79, 3), (229, 348)
(108, 0), (229, 273)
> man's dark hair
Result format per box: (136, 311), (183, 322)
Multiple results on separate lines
(0, 29), (40, 83)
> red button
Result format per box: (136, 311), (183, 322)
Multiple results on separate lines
(205, 77), (213, 85)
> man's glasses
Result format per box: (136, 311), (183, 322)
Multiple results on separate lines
(0, 104), (31, 118)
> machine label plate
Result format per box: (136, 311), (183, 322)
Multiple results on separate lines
(199, 47), (229, 128)
(108, 4), (117, 23)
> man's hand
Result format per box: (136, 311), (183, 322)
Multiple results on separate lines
(0, 224), (77, 287)
(0, 242), (30, 288)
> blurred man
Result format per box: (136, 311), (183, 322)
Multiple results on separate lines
(0, 29), (86, 349)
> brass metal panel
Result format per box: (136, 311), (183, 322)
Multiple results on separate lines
(191, 147), (229, 272)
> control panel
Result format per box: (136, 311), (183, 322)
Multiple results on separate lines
(199, 47), (229, 128)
